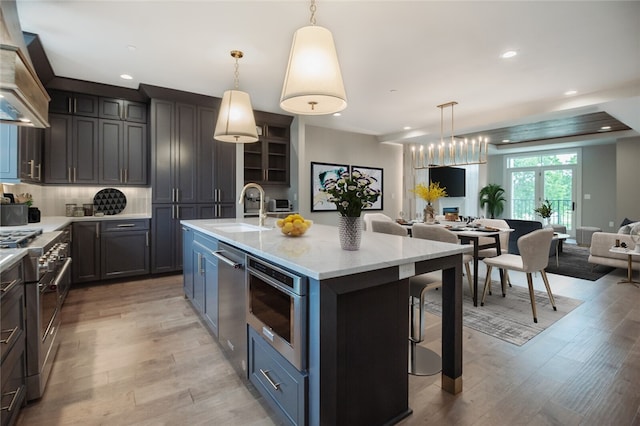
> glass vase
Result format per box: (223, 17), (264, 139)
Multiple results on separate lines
(338, 216), (362, 251)
(424, 203), (436, 224)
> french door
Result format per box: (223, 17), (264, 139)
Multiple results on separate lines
(507, 153), (577, 235)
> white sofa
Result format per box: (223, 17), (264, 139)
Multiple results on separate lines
(588, 232), (640, 272)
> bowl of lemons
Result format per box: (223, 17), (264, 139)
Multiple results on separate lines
(276, 214), (312, 237)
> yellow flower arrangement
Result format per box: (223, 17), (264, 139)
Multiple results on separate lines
(412, 182), (447, 203)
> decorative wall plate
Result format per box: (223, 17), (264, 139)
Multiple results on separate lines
(93, 188), (127, 215)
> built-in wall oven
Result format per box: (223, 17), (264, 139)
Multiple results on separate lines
(246, 256), (307, 371)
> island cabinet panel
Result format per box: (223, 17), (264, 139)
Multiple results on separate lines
(182, 226), (194, 299)
(308, 268), (411, 426)
(151, 204), (204, 273)
(248, 327), (307, 426)
(184, 232), (219, 337)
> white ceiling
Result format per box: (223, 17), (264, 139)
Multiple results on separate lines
(16, 0), (640, 148)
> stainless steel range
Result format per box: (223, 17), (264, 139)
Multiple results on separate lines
(3, 228), (72, 400)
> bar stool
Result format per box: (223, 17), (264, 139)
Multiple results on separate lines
(408, 274), (442, 376)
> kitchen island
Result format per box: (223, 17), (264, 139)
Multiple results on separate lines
(181, 218), (469, 426)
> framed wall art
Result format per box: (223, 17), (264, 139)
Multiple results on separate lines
(351, 165), (383, 210)
(310, 162), (349, 212)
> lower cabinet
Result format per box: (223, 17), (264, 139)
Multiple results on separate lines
(248, 327), (307, 426)
(1, 260), (27, 426)
(190, 234), (219, 337)
(72, 219), (150, 283)
(100, 220), (150, 280)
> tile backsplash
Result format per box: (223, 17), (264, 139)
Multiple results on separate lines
(2, 183), (151, 216)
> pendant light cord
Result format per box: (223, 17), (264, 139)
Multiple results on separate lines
(309, 0), (317, 25)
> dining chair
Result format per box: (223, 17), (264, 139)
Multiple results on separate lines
(474, 218), (510, 258)
(481, 228), (556, 323)
(370, 220), (408, 236)
(411, 223), (474, 295)
(363, 213), (394, 231)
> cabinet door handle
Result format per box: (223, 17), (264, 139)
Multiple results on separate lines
(175, 205), (180, 220)
(146, 231), (149, 247)
(1, 387), (22, 413)
(0, 326), (19, 345)
(67, 97), (72, 113)
(116, 224), (136, 228)
(120, 169), (123, 183)
(171, 188), (176, 203)
(124, 168), (128, 183)
(74, 167), (77, 182)
(198, 253), (204, 275)
(175, 188), (180, 203)
(68, 167), (72, 183)
(0, 279), (19, 294)
(29, 160), (35, 178)
(73, 98), (77, 113)
(259, 369), (281, 391)
(36, 163), (42, 181)
(95, 223), (100, 239)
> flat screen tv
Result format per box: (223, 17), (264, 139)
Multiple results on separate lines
(429, 166), (466, 197)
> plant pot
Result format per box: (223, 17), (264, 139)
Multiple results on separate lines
(338, 216), (362, 251)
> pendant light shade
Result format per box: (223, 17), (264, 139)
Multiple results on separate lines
(215, 89), (258, 143)
(280, 24), (347, 115)
(214, 50), (259, 143)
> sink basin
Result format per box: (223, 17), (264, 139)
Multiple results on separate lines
(209, 223), (271, 233)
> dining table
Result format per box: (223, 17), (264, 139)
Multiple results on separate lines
(401, 221), (513, 306)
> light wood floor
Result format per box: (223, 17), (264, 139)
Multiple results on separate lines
(17, 265), (640, 425)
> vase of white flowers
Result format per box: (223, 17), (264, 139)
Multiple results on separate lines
(321, 169), (381, 250)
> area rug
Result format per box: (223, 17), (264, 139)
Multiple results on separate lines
(545, 243), (614, 281)
(423, 283), (583, 346)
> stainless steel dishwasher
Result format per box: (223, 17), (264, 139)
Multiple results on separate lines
(212, 242), (248, 376)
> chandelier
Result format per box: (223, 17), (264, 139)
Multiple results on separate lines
(413, 102), (488, 169)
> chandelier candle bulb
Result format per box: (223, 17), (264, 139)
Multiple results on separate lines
(420, 145), (424, 167)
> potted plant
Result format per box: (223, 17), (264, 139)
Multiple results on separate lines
(534, 199), (553, 225)
(479, 184), (506, 218)
(321, 169), (381, 250)
(411, 182), (447, 223)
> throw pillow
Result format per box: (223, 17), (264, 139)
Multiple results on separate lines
(618, 221), (640, 234)
(620, 217), (637, 227)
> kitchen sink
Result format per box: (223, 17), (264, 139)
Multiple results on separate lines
(208, 223), (272, 233)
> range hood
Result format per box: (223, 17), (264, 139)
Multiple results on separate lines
(0, 1), (49, 128)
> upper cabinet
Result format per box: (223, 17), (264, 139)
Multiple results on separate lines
(48, 90), (99, 117)
(244, 112), (293, 186)
(99, 98), (147, 123)
(44, 90), (149, 185)
(19, 126), (44, 183)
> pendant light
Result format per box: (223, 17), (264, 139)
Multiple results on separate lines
(280, 0), (347, 115)
(214, 50), (259, 143)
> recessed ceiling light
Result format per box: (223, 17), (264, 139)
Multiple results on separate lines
(18, 117), (31, 123)
(403, 126), (411, 130)
(333, 112), (341, 117)
(127, 45), (137, 51)
(500, 50), (518, 59)
(600, 126), (611, 131)
(120, 74), (133, 80)
(502, 139), (510, 143)
(564, 90), (578, 96)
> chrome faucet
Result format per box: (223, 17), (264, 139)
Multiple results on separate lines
(239, 183), (266, 227)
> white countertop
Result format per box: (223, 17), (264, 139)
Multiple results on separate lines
(0, 214), (151, 233)
(181, 218), (472, 280)
(0, 248), (28, 273)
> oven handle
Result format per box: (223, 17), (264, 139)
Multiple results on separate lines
(247, 267), (301, 299)
(1, 386), (23, 413)
(0, 279), (19, 294)
(53, 258), (73, 288)
(212, 250), (243, 269)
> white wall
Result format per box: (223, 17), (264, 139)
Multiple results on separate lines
(298, 124), (403, 226)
